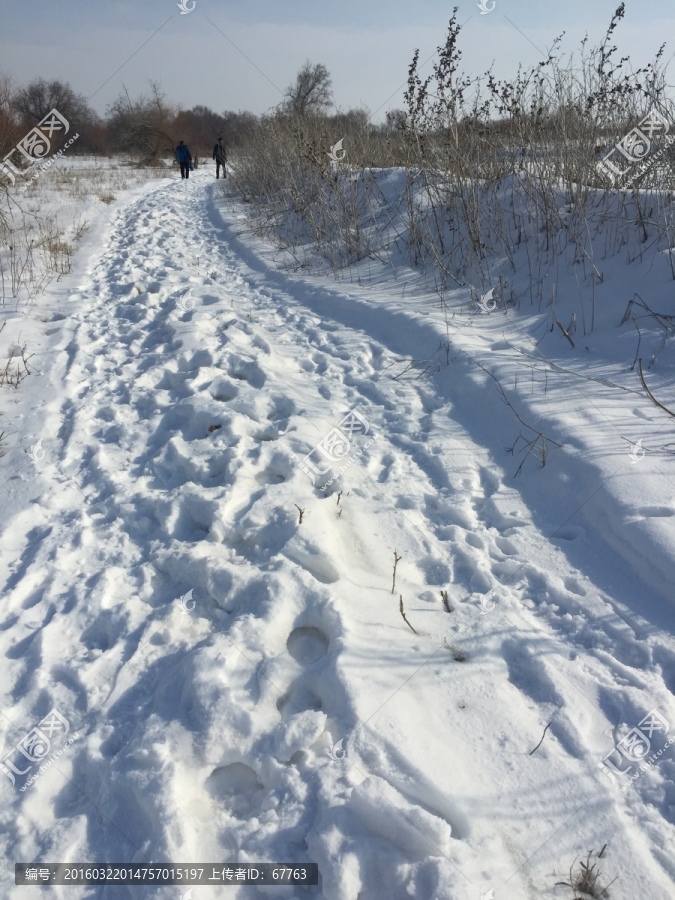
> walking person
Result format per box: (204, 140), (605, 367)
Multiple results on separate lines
(176, 140), (192, 179)
(213, 137), (227, 179)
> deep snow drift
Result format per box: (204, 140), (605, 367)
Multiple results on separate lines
(0, 162), (674, 899)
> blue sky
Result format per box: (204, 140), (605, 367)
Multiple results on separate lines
(1, 0), (672, 120)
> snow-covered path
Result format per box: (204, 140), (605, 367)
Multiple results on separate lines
(1, 170), (674, 899)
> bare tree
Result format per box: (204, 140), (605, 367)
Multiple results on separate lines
(384, 109), (407, 132)
(107, 82), (177, 163)
(281, 61), (333, 118)
(220, 110), (259, 146)
(0, 74), (21, 159)
(13, 78), (99, 149)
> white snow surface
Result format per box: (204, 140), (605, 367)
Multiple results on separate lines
(1, 164), (674, 900)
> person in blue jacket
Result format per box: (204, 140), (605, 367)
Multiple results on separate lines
(175, 140), (192, 179)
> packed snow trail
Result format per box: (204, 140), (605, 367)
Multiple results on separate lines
(0, 169), (674, 900)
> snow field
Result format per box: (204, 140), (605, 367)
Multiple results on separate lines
(0, 165), (673, 899)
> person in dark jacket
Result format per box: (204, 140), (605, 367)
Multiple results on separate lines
(176, 140), (192, 179)
(213, 137), (227, 179)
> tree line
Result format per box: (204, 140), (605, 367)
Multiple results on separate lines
(0, 62), (389, 166)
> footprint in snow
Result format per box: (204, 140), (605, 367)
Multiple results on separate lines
(208, 377), (239, 403)
(227, 357), (266, 389)
(272, 625), (332, 760)
(632, 506), (675, 519)
(276, 681), (323, 720)
(276, 626), (329, 721)
(205, 762), (266, 820)
(286, 626), (330, 665)
(552, 526), (584, 541)
(283, 544), (340, 585)
(563, 576), (586, 597)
